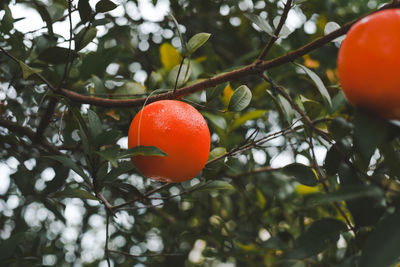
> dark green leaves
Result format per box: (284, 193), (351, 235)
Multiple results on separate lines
(96, 0), (118, 13)
(102, 161), (135, 181)
(283, 163), (318, 186)
(75, 27), (97, 51)
(310, 185), (383, 206)
(353, 110), (388, 163)
(96, 146), (120, 167)
(360, 208), (400, 267)
(187, 33), (211, 55)
(0, 232), (25, 260)
(206, 82), (227, 102)
(1, 4), (13, 33)
(38, 47), (78, 64)
(228, 85), (252, 112)
(78, 0), (92, 23)
(52, 187), (98, 200)
(286, 219), (347, 259)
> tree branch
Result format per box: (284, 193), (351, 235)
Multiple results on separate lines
(54, 1), (400, 108)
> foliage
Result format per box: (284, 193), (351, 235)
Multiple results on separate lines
(0, 0), (399, 266)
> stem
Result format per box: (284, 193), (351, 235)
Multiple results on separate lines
(174, 56), (186, 92)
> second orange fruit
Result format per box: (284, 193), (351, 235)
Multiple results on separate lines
(337, 9), (400, 120)
(128, 100), (211, 183)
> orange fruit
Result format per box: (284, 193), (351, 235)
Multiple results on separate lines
(337, 9), (400, 120)
(128, 100), (211, 183)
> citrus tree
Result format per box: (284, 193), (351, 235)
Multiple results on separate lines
(0, 0), (400, 266)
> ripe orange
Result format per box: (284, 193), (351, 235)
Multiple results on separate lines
(128, 100), (211, 183)
(337, 9), (400, 120)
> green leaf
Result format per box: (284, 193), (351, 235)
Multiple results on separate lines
(75, 27), (97, 51)
(92, 74), (106, 94)
(52, 187), (98, 200)
(278, 94), (294, 124)
(197, 181), (235, 192)
(283, 163), (318, 186)
(328, 117), (353, 140)
(96, 0), (118, 13)
(102, 161), (135, 181)
(206, 82), (227, 102)
(231, 109), (268, 131)
(94, 129), (121, 148)
(204, 147), (227, 177)
(95, 145), (120, 168)
(298, 95), (322, 120)
(43, 166), (70, 195)
(78, 0), (92, 23)
(294, 0), (308, 4)
(208, 147), (227, 160)
(381, 143), (400, 179)
(0, 232), (25, 260)
(42, 198), (66, 223)
(168, 63), (191, 87)
(114, 82), (146, 98)
(38, 46), (78, 64)
(79, 124), (91, 156)
(244, 13), (274, 36)
(338, 163), (385, 227)
(228, 85), (252, 112)
(310, 185), (383, 206)
(330, 88), (347, 114)
(360, 208), (400, 267)
(118, 146), (167, 159)
(296, 63), (332, 107)
(149, 71), (162, 89)
(43, 155), (90, 184)
(87, 109), (102, 139)
(256, 189), (266, 209)
(324, 145), (342, 176)
(202, 112), (227, 130)
(353, 110), (388, 163)
(187, 33), (211, 54)
(18, 60), (42, 79)
(1, 4), (13, 33)
(286, 219), (347, 259)
(33, 1), (54, 38)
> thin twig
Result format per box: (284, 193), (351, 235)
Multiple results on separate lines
(174, 56), (186, 92)
(257, 0), (293, 60)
